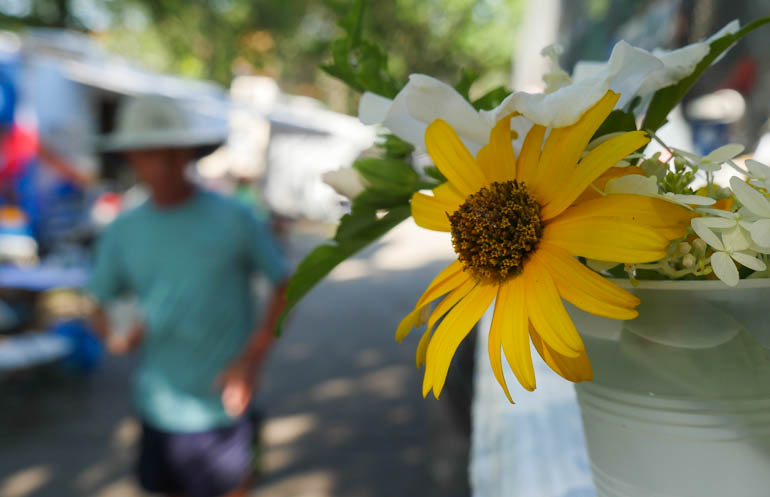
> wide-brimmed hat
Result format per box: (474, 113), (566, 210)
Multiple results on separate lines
(100, 94), (227, 156)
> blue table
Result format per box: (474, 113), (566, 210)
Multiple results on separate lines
(0, 265), (89, 291)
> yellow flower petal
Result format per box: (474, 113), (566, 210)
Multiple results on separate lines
(574, 165), (645, 204)
(425, 119), (488, 196)
(557, 193), (694, 229)
(487, 301), (513, 403)
(533, 91), (620, 205)
(494, 278), (536, 394)
(530, 327), (593, 383)
(515, 124), (545, 187)
(411, 192), (454, 232)
(423, 282), (496, 398)
(414, 260), (468, 309)
(432, 182), (466, 207)
(523, 254), (585, 357)
(540, 131), (650, 220)
(396, 307), (423, 343)
(477, 114), (517, 184)
(539, 243), (640, 320)
(428, 278), (477, 331)
(415, 326), (432, 368)
(542, 218), (670, 263)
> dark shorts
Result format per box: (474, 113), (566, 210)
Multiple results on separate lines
(137, 416), (255, 497)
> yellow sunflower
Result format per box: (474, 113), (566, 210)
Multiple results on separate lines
(397, 90), (692, 402)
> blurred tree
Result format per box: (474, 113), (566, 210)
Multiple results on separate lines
(0, 0), (525, 112)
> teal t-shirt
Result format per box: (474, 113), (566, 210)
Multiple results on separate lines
(87, 189), (288, 432)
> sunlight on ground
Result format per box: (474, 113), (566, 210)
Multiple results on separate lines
(360, 364), (411, 399)
(373, 220), (454, 271)
(0, 466), (51, 497)
(111, 417), (140, 449)
(262, 413), (318, 446)
(354, 348), (382, 369)
(253, 469), (335, 497)
(91, 477), (142, 497)
(328, 259), (371, 281)
(310, 377), (356, 402)
(328, 219), (454, 282)
(309, 364), (411, 403)
(74, 461), (113, 493)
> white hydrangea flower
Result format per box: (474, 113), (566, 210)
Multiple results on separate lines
(691, 217), (767, 286)
(730, 177), (770, 248)
(672, 143), (745, 173)
(604, 174), (716, 207)
(744, 159), (770, 191)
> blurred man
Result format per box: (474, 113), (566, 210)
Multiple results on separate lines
(88, 95), (289, 497)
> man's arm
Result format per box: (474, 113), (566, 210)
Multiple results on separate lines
(219, 280), (289, 417)
(90, 302), (144, 355)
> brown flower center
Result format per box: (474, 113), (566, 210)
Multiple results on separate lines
(448, 180), (543, 283)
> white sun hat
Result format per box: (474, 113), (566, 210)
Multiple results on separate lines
(100, 94), (228, 153)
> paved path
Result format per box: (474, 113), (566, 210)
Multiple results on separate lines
(0, 220), (468, 497)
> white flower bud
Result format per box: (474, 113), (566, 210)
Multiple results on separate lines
(322, 167), (368, 199)
(692, 238), (708, 255)
(682, 254), (696, 268)
(677, 242), (692, 255)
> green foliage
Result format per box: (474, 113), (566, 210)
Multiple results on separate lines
(276, 204), (411, 335)
(471, 86), (512, 111)
(591, 109), (637, 140)
(278, 148), (440, 333)
(642, 17), (770, 133)
(424, 165), (447, 183)
(320, 0), (404, 98)
(1, 0), (524, 110)
(660, 170), (697, 195)
(454, 69), (478, 101)
(352, 157), (425, 209)
(379, 134), (415, 161)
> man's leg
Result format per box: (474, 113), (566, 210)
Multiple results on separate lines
(166, 417), (255, 497)
(137, 422), (185, 496)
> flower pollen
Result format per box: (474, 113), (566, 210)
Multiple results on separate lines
(449, 180), (543, 283)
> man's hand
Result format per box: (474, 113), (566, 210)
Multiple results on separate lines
(107, 322), (144, 355)
(217, 357), (259, 418)
(217, 282), (287, 418)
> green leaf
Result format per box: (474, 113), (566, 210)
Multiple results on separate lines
(592, 109), (637, 140)
(455, 69), (478, 101)
(379, 134), (414, 160)
(276, 204), (411, 335)
(642, 17), (770, 133)
(423, 165), (447, 183)
(333, 204), (379, 243)
(354, 158), (418, 192)
(471, 86), (511, 110)
(353, 189), (412, 209)
(319, 0), (403, 98)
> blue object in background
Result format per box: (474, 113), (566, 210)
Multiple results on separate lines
(51, 319), (104, 374)
(0, 70), (16, 126)
(690, 120), (730, 156)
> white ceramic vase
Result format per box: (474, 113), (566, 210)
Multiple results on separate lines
(570, 278), (770, 497)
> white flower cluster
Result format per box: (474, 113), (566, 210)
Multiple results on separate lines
(691, 174), (770, 286)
